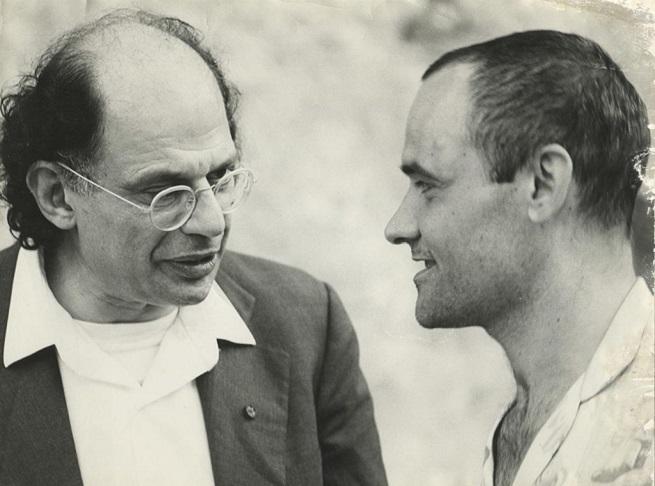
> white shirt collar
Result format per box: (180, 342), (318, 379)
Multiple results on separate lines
(481, 278), (653, 486)
(579, 278), (653, 401)
(3, 247), (255, 369)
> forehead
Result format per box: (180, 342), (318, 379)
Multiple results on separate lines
(90, 25), (236, 178)
(404, 63), (475, 163)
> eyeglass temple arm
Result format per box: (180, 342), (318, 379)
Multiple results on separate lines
(56, 162), (148, 211)
(57, 163), (253, 204)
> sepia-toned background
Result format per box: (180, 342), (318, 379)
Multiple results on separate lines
(1, 1), (652, 484)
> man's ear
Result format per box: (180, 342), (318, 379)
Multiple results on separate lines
(526, 144), (574, 223)
(26, 161), (77, 230)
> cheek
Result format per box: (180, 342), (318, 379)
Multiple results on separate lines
(417, 203), (481, 249)
(125, 229), (168, 267)
(79, 212), (161, 263)
(417, 201), (519, 270)
(465, 219), (528, 283)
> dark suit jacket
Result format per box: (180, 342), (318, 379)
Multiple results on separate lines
(0, 244), (387, 486)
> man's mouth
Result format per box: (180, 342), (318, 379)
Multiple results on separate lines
(164, 251), (219, 279)
(412, 255), (436, 267)
(413, 257), (437, 281)
(173, 252), (217, 264)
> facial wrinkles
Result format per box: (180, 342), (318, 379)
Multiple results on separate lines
(98, 82), (236, 191)
(105, 92), (227, 139)
(155, 231), (226, 260)
(51, 243), (165, 319)
(120, 148), (237, 189)
(102, 105), (232, 161)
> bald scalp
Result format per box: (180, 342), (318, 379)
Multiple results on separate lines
(86, 24), (228, 152)
(85, 22), (222, 103)
(0, 9), (239, 250)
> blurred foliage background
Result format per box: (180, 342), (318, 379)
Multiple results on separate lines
(0, 1), (652, 484)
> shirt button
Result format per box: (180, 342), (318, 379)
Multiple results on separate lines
(243, 405), (256, 420)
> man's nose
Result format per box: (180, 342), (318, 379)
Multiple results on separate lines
(180, 188), (226, 238)
(385, 192), (420, 245)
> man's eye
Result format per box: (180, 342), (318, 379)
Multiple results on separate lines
(142, 187), (167, 197)
(134, 191), (160, 204)
(413, 180), (433, 193)
(207, 168), (229, 185)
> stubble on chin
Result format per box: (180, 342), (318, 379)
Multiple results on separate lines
(414, 290), (476, 329)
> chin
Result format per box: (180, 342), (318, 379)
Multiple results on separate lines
(416, 313), (442, 329)
(169, 287), (213, 306)
(183, 288), (214, 304)
(415, 306), (439, 328)
(162, 274), (217, 306)
(415, 301), (473, 329)
(414, 293), (443, 328)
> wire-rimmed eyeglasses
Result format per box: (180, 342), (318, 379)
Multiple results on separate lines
(57, 162), (254, 231)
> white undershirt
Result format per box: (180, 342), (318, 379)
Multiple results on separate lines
(61, 310), (217, 486)
(4, 248), (257, 486)
(75, 309), (177, 385)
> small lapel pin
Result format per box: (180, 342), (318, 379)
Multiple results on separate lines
(243, 405), (257, 420)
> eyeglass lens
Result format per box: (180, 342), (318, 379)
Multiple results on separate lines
(149, 170), (251, 231)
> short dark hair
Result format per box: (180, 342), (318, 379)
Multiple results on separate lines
(0, 9), (240, 249)
(423, 30), (650, 230)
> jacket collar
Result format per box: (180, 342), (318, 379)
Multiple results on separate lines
(216, 258), (256, 325)
(0, 243), (19, 354)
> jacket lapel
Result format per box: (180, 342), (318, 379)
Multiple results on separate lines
(216, 266), (256, 324)
(0, 244), (83, 486)
(0, 350), (83, 486)
(198, 267), (290, 486)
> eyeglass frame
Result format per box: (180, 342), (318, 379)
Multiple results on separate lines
(56, 162), (254, 231)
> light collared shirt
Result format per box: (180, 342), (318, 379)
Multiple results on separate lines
(4, 248), (256, 486)
(482, 279), (654, 486)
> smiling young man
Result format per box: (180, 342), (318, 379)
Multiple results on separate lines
(386, 31), (653, 485)
(0, 10), (386, 486)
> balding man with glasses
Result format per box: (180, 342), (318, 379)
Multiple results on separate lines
(0, 10), (386, 486)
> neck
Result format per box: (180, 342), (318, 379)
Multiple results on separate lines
(488, 230), (637, 420)
(44, 243), (175, 323)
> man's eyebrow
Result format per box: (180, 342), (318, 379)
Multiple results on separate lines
(130, 155), (239, 186)
(400, 161), (439, 180)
